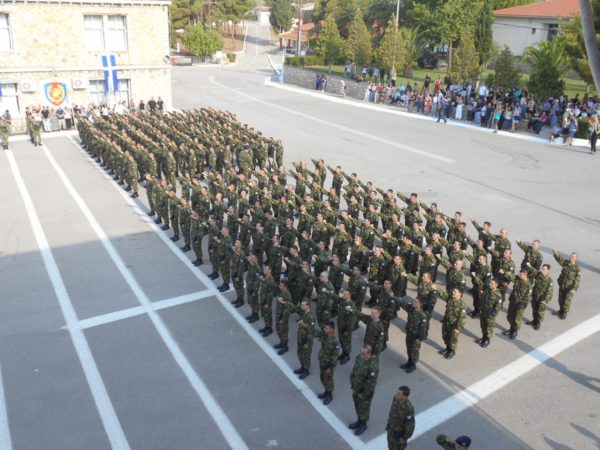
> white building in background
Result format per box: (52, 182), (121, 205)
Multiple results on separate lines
(492, 0), (580, 56)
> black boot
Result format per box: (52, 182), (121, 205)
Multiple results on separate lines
(444, 349), (455, 359)
(400, 360), (411, 369)
(502, 329), (511, 336)
(181, 245), (191, 252)
(299, 369), (309, 380)
(148, 210), (156, 216)
(125, 186), (132, 192)
(317, 391), (328, 399)
(248, 313), (259, 323)
(509, 329), (518, 339)
(171, 235), (180, 242)
(480, 338), (490, 348)
(339, 353), (350, 365)
(154, 218), (162, 224)
(161, 225), (169, 231)
(348, 420), (361, 430)
(354, 421), (368, 436)
(131, 192), (139, 198)
(208, 272), (219, 280)
(323, 392), (333, 405)
(277, 345), (288, 355)
(262, 327), (272, 337)
(532, 321), (541, 330)
(274, 342), (283, 349)
(218, 283), (230, 292)
(293, 366), (304, 375)
(405, 362), (416, 373)
(234, 299), (244, 308)
(193, 259), (203, 266)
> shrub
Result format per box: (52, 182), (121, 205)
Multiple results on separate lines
(576, 117), (591, 139)
(304, 55), (324, 66)
(227, 53), (236, 63)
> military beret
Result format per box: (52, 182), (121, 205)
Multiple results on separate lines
(455, 436), (471, 447)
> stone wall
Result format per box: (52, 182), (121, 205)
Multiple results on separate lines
(282, 66), (369, 100)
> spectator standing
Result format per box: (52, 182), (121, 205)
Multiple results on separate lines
(589, 115), (599, 154)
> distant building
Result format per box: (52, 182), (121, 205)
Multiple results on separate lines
(0, 0), (172, 125)
(279, 22), (315, 54)
(255, 6), (271, 25)
(493, 0), (580, 56)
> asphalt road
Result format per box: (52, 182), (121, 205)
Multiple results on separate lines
(0, 22), (599, 450)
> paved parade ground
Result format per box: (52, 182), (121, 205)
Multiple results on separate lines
(1, 23), (600, 450)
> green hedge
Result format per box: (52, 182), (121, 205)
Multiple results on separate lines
(227, 53), (236, 63)
(284, 55), (324, 67)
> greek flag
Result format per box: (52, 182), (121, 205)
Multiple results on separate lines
(101, 55), (119, 92)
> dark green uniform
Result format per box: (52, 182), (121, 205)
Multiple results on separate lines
(436, 289), (467, 353)
(531, 272), (553, 325)
(358, 313), (385, 355)
(259, 274), (276, 330)
(554, 252), (580, 315)
(350, 354), (379, 423)
(231, 248), (246, 299)
(479, 287), (503, 341)
(507, 278), (532, 332)
(337, 299), (357, 357)
(315, 330), (340, 394)
(386, 397), (416, 450)
(296, 307), (316, 370)
(275, 291), (294, 345)
(397, 298), (428, 365)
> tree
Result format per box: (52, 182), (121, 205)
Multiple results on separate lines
(345, 9), (372, 68)
(270, 0), (293, 32)
(525, 39), (568, 100)
(560, 16), (596, 90)
(486, 45), (521, 89)
(400, 27), (423, 77)
(376, 15), (406, 72)
(494, 0), (536, 8)
(475, 0), (494, 69)
(579, 0), (600, 94)
(316, 14), (343, 72)
(181, 24), (224, 58)
(448, 29), (481, 83)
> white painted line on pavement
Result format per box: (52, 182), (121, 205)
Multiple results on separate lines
(77, 290), (217, 330)
(67, 137), (368, 450)
(0, 363), (13, 450)
(4, 150), (130, 450)
(210, 76), (455, 164)
(367, 312), (600, 449)
(45, 141), (248, 450)
(263, 79), (592, 149)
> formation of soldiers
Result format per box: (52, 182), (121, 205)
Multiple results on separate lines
(0, 116), (10, 150)
(77, 107), (581, 445)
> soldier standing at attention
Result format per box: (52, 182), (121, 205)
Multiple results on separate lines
(397, 297), (427, 373)
(215, 227), (233, 292)
(245, 254), (262, 323)
(293, 299), (316, 380)
(434, 287), (467, 359)
(273, 280), (294, 355)
(337, 290), (357, 365)
(348, 344), (379, 436)
(527, 264), (553, 330)
(436, 434), (472, 449)
(553, 250), (580, 320)
(315, 321), (341, 405)
(126, 155), (139, 198)
(190, 211), (204, 266)
(258, 266), (276, 337)
(230, 240), (246, 307)
(476, 279), (503, 348)
(386, 386), (416, 450)
(504, 269), (532, 339)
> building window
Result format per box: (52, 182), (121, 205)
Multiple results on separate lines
(547, 23), (559, 41)
(0, 82), (21, 118)
(0, 13), (12, 51)
(531, 28), (536, 35)
(115, 78), (130, 104)
(83, 15), (127, 52)
(84, 15), (105, 51)
(89, 79), (107, 106)
(106, 16), (127, 52)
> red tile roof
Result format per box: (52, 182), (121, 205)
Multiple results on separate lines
(494, 0), (579, 18)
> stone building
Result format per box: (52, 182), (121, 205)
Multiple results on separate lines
(0, 0), (172, 125)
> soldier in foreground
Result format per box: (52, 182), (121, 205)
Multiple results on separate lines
(436, 434), (472, 449)
(349, 344), (379, 436)
(385, 385), (415, 450)
(553, 250), (580, 320)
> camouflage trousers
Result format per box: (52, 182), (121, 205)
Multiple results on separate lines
(128, 173), (138, 193)
(441, 322), (460, 351)
(1, 132), (8, 149)
(480, 313), (498, 340)
(297, 343), (312, 370)
(422, 307), (434, 339)
(219, 259), (231, 284)
(352, 391), (374, 422)
(191, 233), (203, 261)
(232, 275), (244, 299)
(316, 305), (332, 327)
(276, 319), (289, 345)
(261, 302), (272, 329)
(146, 189), (155, 213)
(159, 206), (169, 227)
(531, 299), (549, 323)
(248, 290), (259, 314)
(170, 213), (179, 237)
(181, 224), (191, 247)
(209, 248), (219, 273)
(507, 301), (527, 331)
(167, 172), (176, 188)
(381, 318), (391, 343)
(558, 288), (575, 313)
(338, 326), (352, 355)
(387, 430), (408, 450)
(405, 336), (422, 363)
(319, 365), (335, 392)
(472, 289), (483, 313)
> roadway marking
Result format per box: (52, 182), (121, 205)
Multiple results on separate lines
(367, 312), (600, 448)
(42, 142), (249, 450)
(0, 363), (13, 450)
(4, 150), (130, 450)
(209, 76), (455, 164)
(68, 137), (368, 450)
(76, 290), (217, 330)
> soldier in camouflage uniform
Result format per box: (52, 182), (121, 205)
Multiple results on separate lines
(293, 299), (316, 379)
(491, 248), (516, 304)
(178, 197), (192, 252)
(126, 155), (139, 198)
(230, 240), (247, 307)
(517, 239), (543, 278)
(406, 272), (437, 339)
(527, 264), (553, 330)
(438, 256), (467, 295)
(358, 306), (386, 356)
(0, 116), (10, 150)
(315, 321), (341, 405)
(273, 280), (294, 354)
(258, 265), (276, 337)
(190, 211), (204, 266)
(375, 280), (398, 349)
(504, 269), (532, 339)
(386, 386), (416, 450)
(434, 287), (467, 359)
(347, 265), (367, 319)
(213, 227), (233, 292)
(245, 255), (262, 323)
(348, 344), (379, 436)
(553, 250), (580, 319)
(476, 278), (503, 348)
(337, 290), (358, 365)
(397, 297), (428, 373)
(315, 271), (336, 326)
(145, 174), (158, 216)
(468, 254), (492, 319)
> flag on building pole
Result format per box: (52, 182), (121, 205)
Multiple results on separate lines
(101, 54), (119, 92)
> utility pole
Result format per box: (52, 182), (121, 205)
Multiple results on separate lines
(296, 1), (303, 56)
(395, 0), (400, 27)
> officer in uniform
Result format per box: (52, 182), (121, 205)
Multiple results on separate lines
(386, 386), (416, 450)
(348, 344), (379, 436)
(553, 250), (580, 319)
(527, 264), (553, 330)
(315, 321), (340, 405)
